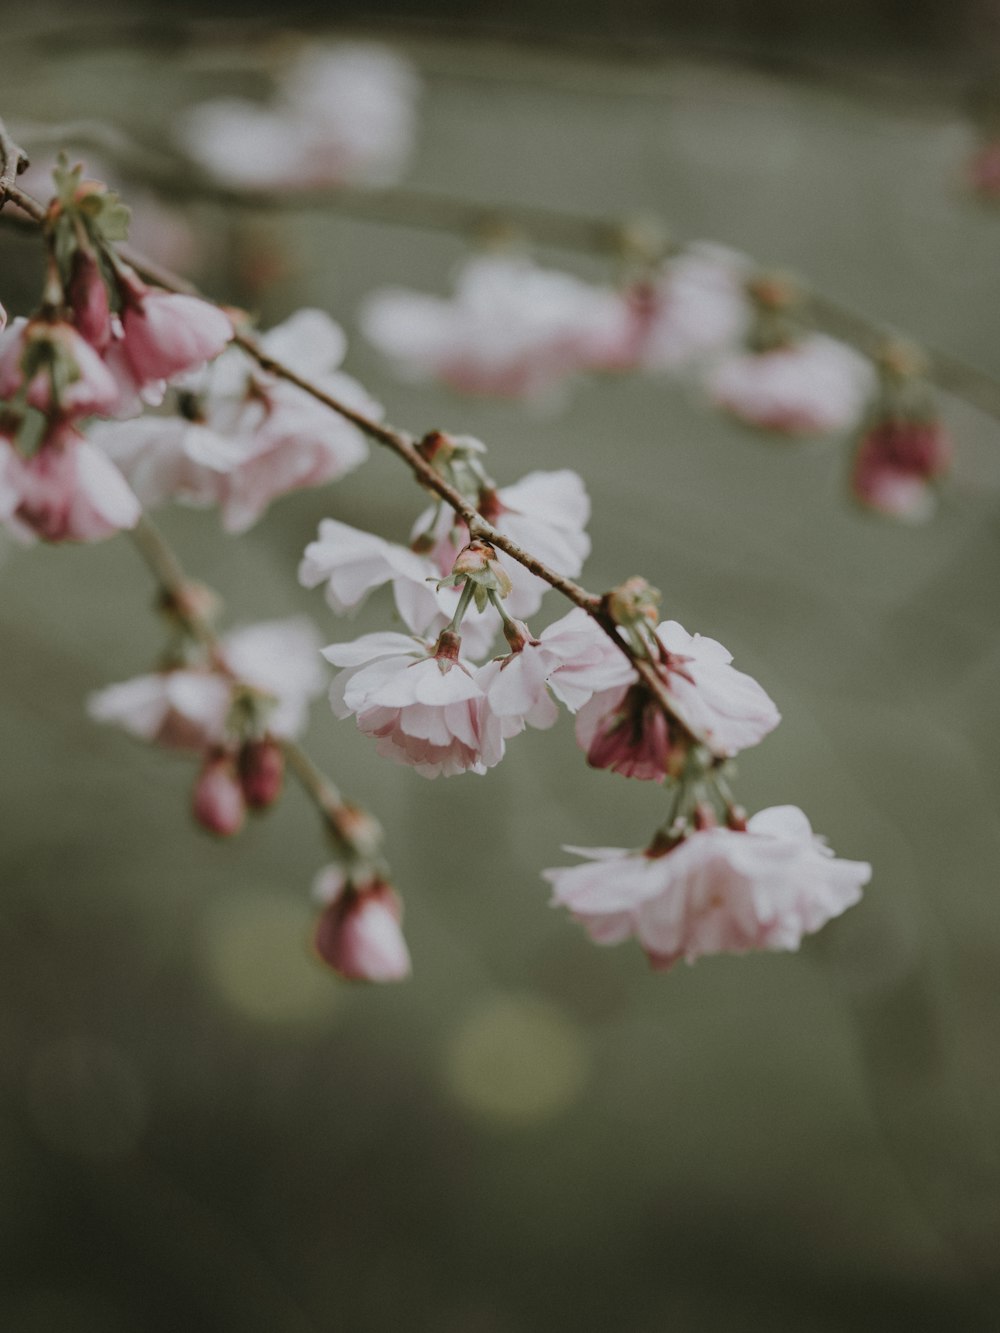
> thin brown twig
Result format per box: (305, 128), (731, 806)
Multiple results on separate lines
(0, 117), (30, 203)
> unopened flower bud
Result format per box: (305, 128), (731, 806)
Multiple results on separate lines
(68, 249), (113, 350)
(606, 576), (661, 629)
(192, 751), (245, 836)
(238, 737), (285, 809)
(446, 539), (513, 602)
(313, 880), (411, 983)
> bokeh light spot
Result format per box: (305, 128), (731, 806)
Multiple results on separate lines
(202, 891), (341, 1028)
(445, 993), (590, 1125)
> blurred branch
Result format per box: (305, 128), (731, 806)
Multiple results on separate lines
(10, 117), (1000, 423)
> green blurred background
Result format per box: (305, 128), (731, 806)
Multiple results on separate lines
(2, 9), (1000, 1330)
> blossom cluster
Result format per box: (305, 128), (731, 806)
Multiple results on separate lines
(179, 43), (420, 190)
(0, 156), (871, 985)
(0, 165), (232, 544)
(299, 429), (868, 974)
(360, 248), (952, 520)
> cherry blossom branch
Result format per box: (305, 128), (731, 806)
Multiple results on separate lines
(0, 176), (725, 742)
(229, 332), (699, 733)
(128, 514), (381, 863)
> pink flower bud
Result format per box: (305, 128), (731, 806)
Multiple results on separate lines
(119, 275), (233, 385)
(238, 737), (285, 809)
(313, 881), (411, 982)
(851, 417), (951, 521)
(192, 751), (246, 836)
(68, 250), (113, 351)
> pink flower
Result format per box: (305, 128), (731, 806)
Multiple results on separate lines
(0, 317), (121, 419)
(571, 618), (779, 777)
(851, 417), (951, 522)
(610, 244), (752, 373)
(88, 670), (234, 750)
(415, 468), (591, 619)
(313, 867), (411, 982)
(238, 738), (285, 809)
(708, 334), (874, 436)
(6, 427), (141, 543)
(323, 630), (504, 777)
(361, 254), (629, 401)
(68, 250), (113, 351)
(192, 751), (246, 836)
(118, 275), (232, 387)
(299, 517), (499, 659)
(179, 43), (419, 190)
(542, 607), (634, 712)
(88, 617), (326, 748)
(91, 310), (374, 531)
(0, 435), (23, 524)
(576, 683), (678, 780)
(476, 638), (561, 737)
(543, 806), (871, 967)
(653, 620), (780, 757)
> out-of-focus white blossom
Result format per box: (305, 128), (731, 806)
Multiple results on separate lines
(89, 616), (326, 748)
(178, 43), (420, 189)
(360, 254), (629, 402)
(707, 334), (875, 437)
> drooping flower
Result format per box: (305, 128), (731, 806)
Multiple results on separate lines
(543, 805), (871, 967)
(476, 635), (561, 737)
(179, 42), (420, 190)
(323, 629), (504, 778)
(569, 618), (779, 779)
(238, 737), (286, 809)
(68, 249), (114, 351)
(612, 244), (752, 374)
(313, 866), (411, 982)
(541, 607), (635, 712)
(850, 416), (952, 522)
(575, 683), (678, 780)
(707, 334), (875, 437)
(90, 309), (375, 531)
(88, 616), (326, 749)
(361, 254), (630, 401)
(4, 425), (141, 543)
(0, 317), (121, 419)
(192, 750), (246, 836)
(116, 271), (233, 388)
